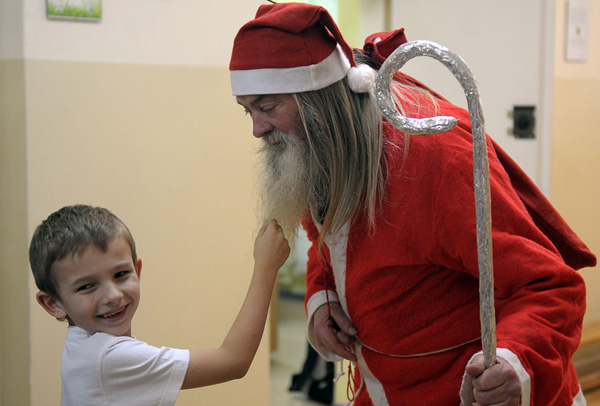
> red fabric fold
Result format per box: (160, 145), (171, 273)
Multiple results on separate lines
(358, 30), (596, 270)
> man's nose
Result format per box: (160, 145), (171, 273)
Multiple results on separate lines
(252, 115), (273, 138)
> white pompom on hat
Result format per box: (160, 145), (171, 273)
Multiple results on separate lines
(347, 63), (377, 93)
(229, 2), (376, 96)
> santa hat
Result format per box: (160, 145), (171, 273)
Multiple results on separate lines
(229, 2), (376, 96)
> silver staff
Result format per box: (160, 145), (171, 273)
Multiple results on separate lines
(374, 40), (497, 369)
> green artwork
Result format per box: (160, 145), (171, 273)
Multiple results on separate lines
(46, 0), (102, 21)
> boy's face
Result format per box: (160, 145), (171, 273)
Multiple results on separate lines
(37, 237), (142, 336)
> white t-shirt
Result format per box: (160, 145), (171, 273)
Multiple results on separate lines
(61, 326), (190, 406)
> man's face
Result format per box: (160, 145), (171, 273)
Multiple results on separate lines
(237, 93), (315, 238)
(236, 94), (302, 139)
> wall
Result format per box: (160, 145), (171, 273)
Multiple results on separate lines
(2, 0), (272, 405)
(552, 0), (600, 323)
(388, 0), (547, 187)
(26, 61), (264, 406)
(0, 1), (29, 405)
(0, 0), (23, 59)
(23, 0), (253, 66)
(0, 60), (28, 406)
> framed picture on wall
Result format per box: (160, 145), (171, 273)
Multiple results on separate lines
(46, 0), (102, 21)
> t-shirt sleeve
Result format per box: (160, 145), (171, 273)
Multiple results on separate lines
(100, 338), (190, 406)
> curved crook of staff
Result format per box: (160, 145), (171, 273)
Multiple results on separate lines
(374, 40), (497, 369)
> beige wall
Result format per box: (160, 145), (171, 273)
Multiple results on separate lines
(1, 3), (28, 405)
(0, 59), (30, 406)
(1, 0), (270, 405)
(24, 60), (263, 405)
(552, 0), (600, 323)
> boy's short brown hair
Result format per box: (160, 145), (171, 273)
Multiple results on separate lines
(29, 205), (137, 299)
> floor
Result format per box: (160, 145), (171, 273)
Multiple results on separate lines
(588, 390), (600, 405)
(270, 295), (600, 406)
(270, 294), (334, 406)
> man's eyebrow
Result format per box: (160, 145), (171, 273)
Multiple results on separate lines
(236, 95), (270, 107)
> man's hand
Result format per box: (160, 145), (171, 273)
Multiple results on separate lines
(464, 355), (521, 405)
(312, 302), (358, 362)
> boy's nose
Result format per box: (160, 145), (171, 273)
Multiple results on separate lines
(103, 282), (124, 304)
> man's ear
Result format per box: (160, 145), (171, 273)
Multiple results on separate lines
(36, 291), (67, 320)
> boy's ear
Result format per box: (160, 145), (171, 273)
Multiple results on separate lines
(135, 258), (142, 280)
(36, 291), (67, 320)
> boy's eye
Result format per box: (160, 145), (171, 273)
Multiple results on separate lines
(115, 270), (130, 279)
(76, 283), (94, 292)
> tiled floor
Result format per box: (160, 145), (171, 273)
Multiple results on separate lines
(270, 295), (600, 406)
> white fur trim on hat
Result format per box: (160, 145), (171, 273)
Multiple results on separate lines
(347, 64), (376, 93)
(230, 45), (351, 96)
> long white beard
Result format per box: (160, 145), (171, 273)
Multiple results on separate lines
(258, 129), (312, 241)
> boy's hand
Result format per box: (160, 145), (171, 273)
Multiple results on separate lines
(253, 220), (290, 271)
(463, 354), (521, 406)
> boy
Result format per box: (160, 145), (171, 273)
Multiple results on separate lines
(30, 204), (290, 405)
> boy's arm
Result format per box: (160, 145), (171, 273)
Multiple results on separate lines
(181, 220), (289, 389)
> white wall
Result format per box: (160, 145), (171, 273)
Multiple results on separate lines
(387, 0), (546, 185)
(23, 0), (263, 65)
(0, 0), (24, 58)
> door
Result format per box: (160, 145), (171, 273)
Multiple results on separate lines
(366, 0), (552, 191)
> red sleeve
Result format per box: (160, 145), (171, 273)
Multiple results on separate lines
(301, 217), (336, 310)
(431, 138), (586, 405)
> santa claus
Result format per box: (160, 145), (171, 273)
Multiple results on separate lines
(230, 3), (596, 405)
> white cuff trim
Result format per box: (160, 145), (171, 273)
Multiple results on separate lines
(306, 290), (339, 320)
(306, 290), (342, 362)
(460, 348), (531, 406)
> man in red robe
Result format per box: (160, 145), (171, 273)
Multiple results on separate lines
(230, 3), (596, 405)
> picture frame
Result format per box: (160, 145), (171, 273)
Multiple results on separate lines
(46, 0), (102, 22)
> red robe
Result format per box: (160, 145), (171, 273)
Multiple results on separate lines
(303, 62), (595, 405)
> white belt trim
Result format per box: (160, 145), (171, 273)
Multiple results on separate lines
(354, 341), (389, 406)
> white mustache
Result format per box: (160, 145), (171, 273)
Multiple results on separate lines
(262, 130), (288, 148)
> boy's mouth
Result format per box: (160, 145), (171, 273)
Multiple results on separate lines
(97, 304), (128, 319)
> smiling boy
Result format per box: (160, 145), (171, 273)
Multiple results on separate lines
(39, 235), (141, 336)
(30, 204), (289, 405)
